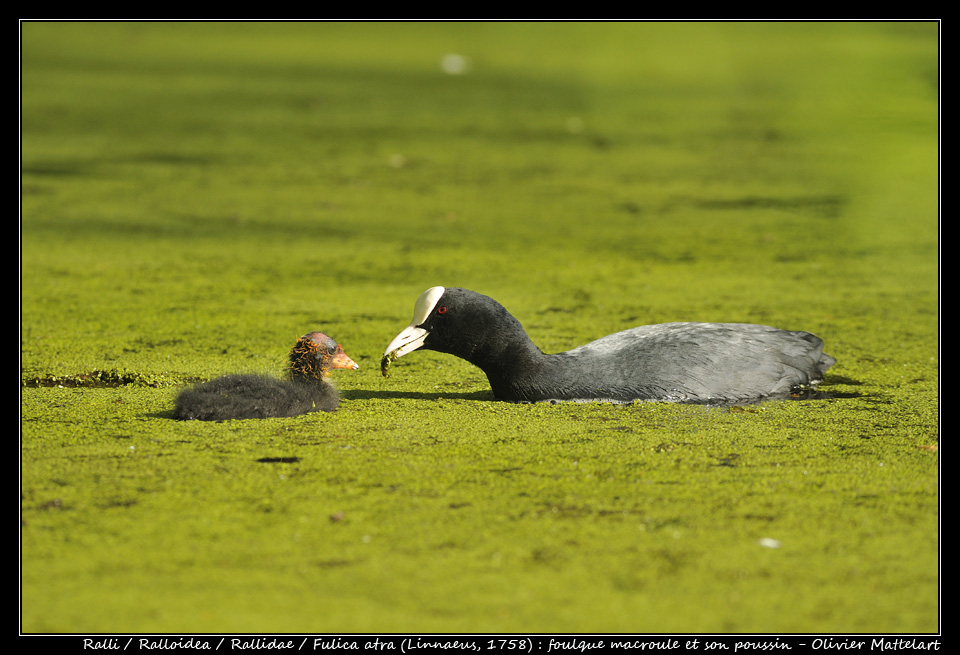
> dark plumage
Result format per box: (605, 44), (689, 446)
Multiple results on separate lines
(382, 287), (835, 404)
(175, 332), (358, 421)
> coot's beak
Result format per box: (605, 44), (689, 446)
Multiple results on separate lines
(331, 349), (360, 370)
(382, 286), (445, 362)
(383, 324), (430, 360)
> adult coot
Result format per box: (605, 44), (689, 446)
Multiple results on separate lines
(175, 332), (358, 420)
(382, 287), (835, 404)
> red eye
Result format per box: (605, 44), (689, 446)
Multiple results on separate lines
(437, 306), (447, 315)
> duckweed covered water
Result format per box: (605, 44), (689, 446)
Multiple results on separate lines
(20, 21), (938, 633)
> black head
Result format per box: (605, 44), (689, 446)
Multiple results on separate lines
(383, 287), (529, 368)
(421, 288), (516, 358)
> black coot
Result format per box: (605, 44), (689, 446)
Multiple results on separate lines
(382, 287), (834, 404)
(175, 332), (358, 420)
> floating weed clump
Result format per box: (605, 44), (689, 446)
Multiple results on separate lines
(22, 369), (196, 389)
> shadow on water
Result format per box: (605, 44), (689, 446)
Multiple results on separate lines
(27, 370), (862, 415)
(342, 386), (863, 406)
(699, 375), (864, 407)
(722, 388), (863, 407)
(342, 389), (497, 402)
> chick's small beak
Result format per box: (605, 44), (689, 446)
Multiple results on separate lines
(330, 349), (359, 370)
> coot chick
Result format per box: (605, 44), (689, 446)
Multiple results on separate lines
(383, 287), (835, 404)
(175, 332), (358, 420)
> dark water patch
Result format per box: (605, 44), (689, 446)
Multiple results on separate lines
(741, 513), (778, 522)
(21, 161), (92, 177)
(714, 454), (741, 467)
(257, 457), (301, 464)
(21, 184), (57, 197)
(23, 152), (220, 179)
(24, 211), (367, 243)
(694, 194), (846, 219)
(125, 152), (222, 167)
(99, 498), (138, 509)
(654, 441), (693, 453)
(125, 337), (186, 352)
(312, 559), (357, 569)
